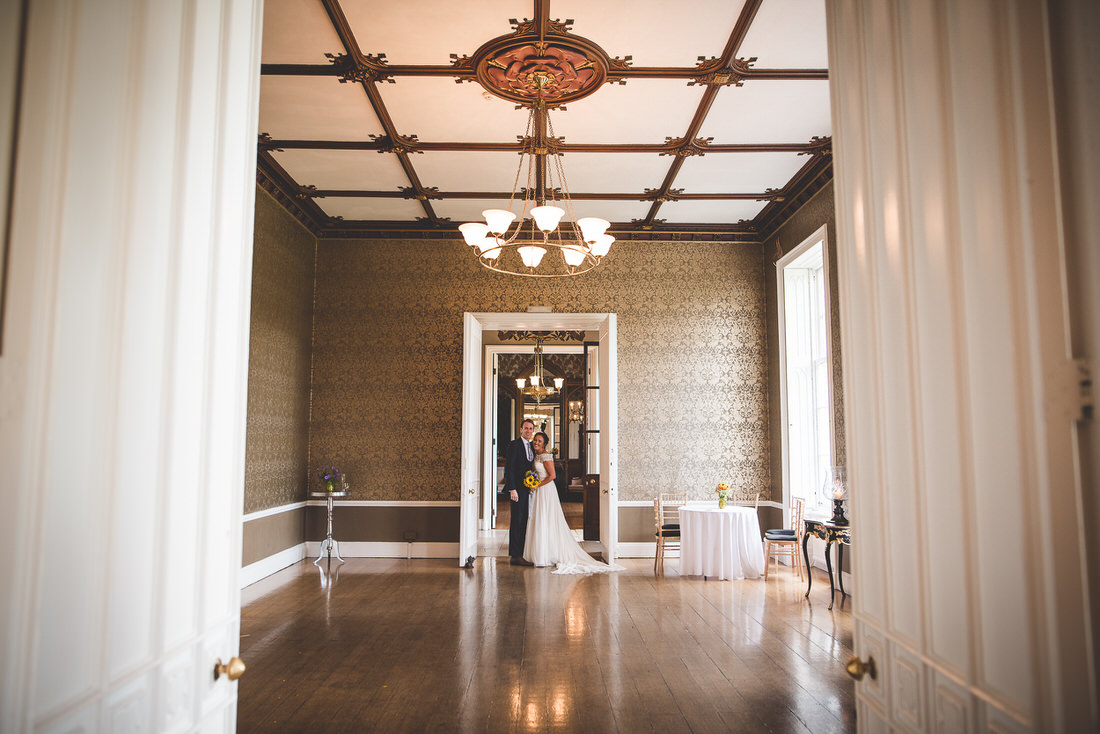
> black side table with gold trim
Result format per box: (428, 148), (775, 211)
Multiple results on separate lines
(802, 518), (852, 610)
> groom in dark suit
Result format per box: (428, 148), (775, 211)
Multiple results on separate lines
(505, 418), (537, 565)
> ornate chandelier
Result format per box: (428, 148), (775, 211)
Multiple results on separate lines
(516, 337), (563, 405)
(458, 95), (614, 277)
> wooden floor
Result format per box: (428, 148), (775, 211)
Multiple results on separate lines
(238, 557), (856, 733)
(494, 497), (584, 530)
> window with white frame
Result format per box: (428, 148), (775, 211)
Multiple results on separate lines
(779, 233), (833, 512)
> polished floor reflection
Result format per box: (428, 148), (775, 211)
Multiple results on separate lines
(238, 557), (855, 733)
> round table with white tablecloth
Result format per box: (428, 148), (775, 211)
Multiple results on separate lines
(678, 505), (765, 580)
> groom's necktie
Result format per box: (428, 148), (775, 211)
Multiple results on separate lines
(524, 440), (532, 461)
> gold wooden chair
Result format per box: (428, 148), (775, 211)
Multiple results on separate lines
(732, 489), (760, 508)
(654, 493), (686, 577)
(764, 497), (805, 581)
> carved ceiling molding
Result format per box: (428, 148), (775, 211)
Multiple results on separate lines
(661, 136), (714, 157)
(752, 155), (834, 238)
(688, 56), (757, 87)
(368, 134), (422, 155)
(257, 132), (282, 153)
(498, 330), (587, 343)
(802, 135), (833, 156)
(324, 52), (396, 85)
(469, 20), (628, 106)
(399, 186), (441, 201)
(644, 188), (684, 203)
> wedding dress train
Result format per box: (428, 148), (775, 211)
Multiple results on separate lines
(523, 453), (620, 575)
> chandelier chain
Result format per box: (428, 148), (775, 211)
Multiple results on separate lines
(457, 101), (613, 277)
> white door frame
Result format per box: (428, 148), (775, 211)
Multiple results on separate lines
(775, 224), (837, 552)
(459, 312), (618, 565)
(481, 343), (585, 531)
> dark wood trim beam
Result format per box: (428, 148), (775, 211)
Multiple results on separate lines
(259, 138), (830, 155)
(260, 64), (346, 76)
(320, 0), (363, 60)
(298, 189), (783, 201)
(719, 0), (764, 62)
(315, 222), (761, 240)
(258, 64), (827, 81)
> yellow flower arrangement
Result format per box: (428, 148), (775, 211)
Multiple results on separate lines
(524, 470), (540, 489)
(716, 482), (730, 508)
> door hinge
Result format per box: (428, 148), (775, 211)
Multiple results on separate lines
(1075, 358), (1093, 421)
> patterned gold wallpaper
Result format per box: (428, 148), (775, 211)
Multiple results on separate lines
(762, 181), (847, 503)
(310, 237), (771, 502)
(243, 189), (316, 513)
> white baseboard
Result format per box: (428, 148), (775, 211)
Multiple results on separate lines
(616, 542), (659, 558)
(304, 541), (460, 559)
(240, 543), (307, 588)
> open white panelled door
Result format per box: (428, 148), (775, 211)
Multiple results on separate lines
(598, 315), (618, 564)
(459, 313), (483, 565)
(0, 1), (262, 731)
(485, 352), (500, 530)
(827, 0), (1096, 731)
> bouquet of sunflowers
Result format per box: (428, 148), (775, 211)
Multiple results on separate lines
(524, 470), (540, 490)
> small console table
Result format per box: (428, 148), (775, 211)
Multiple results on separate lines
(310, 491), (346, 563)
(802, 518), (852, 610)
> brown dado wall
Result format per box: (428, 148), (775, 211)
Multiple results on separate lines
(242, 508), (307, 567)
(242, 189), (316, 565)
(244, 190), (315, 514)
(310, 237), (771, 504)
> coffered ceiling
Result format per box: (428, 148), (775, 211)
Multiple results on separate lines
(257, 0), (832, 241)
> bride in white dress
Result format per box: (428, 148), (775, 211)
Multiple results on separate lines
(523, 432), (620, 574)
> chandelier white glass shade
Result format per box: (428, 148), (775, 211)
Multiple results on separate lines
(458, 103), (614, 277)
(516, 339), (563, 405)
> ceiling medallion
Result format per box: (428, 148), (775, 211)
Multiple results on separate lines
(482, 43), (602, 104)
(471, 26), (617, 106)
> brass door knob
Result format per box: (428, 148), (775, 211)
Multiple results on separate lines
(845, 655), (876, 681)
(214, 656), (246, 681)
(468, 488), (475, 494)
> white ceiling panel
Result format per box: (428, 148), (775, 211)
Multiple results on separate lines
(550, 80), (704, 144)
(381, 78), (531, 142)
(675, 152), (808, 192)
(700, 80), (831, 144)
(739, 0), (829, 68)
(558, 0), (747, 67)
(567, 199), (653, 224)
(343, 0), (529, 65)
(270, 149), (409, 191)
(555, 152), (671, 193)
(414, 151), (533, 193)
(259, 77), (385, 140)
(261, 0), (344, 64)
(432, 198), (528, 224)
(658, 199), (767, 223)
(315, 197), (426, 221)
